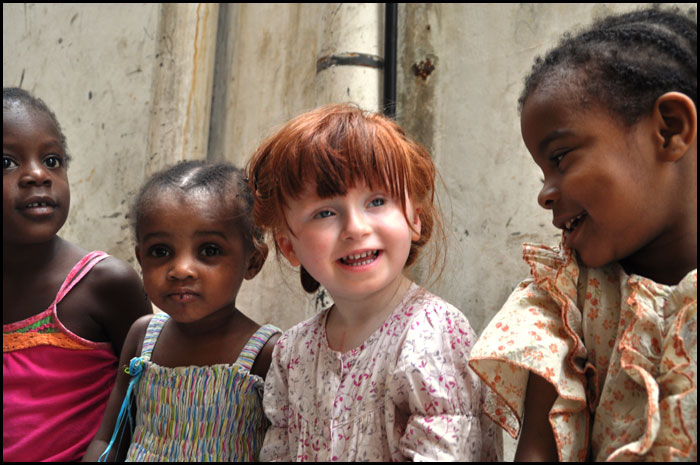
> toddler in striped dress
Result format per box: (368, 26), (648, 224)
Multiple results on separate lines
(83, 161), (280, 461)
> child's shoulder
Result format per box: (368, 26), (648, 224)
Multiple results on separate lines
(402, 286), (476, 339)
(122, 313), (156, 359)
(85, 254), (146, 295)
(278, 309), (327, 343)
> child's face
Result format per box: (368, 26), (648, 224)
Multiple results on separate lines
(521, 84), (674, 269)
(3, 105), (70, 245)
(135, 190), (260, 323)
(275, 181), (421, 305)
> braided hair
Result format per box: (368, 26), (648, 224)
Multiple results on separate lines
(518, 6), (697, 126)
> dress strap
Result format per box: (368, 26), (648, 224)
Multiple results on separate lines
(235, 324), (281, 371)
(140, 312), (170, 361)
(53, 251), (109, 306)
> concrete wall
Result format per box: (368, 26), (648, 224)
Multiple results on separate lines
(5, 0), (678, 346)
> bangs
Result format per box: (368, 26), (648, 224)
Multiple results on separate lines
(249, 103), (435, 239)
(280, 110), (409, 202)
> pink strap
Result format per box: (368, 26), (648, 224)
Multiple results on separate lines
(53, 251), (110, 306)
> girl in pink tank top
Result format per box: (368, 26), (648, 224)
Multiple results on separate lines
(3, 88), (152, 461)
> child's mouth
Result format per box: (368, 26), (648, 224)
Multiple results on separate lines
(564, 211), (587, 232)
(339, 250), (380, 266)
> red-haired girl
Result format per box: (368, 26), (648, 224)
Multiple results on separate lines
(247, 103), (500, 461)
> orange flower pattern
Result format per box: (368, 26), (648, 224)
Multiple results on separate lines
(469, 242), (697, 461)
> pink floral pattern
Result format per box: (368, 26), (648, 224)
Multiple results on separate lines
(261, 284), (501, 461)
(469, 242), (697, 461)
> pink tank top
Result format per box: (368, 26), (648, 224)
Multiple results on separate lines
(3, 251), (119, 462)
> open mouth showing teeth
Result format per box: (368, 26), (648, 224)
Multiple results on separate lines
(26, 202), (52, 208)
(339, 250), (379, 266)
(564, 212), (587, 232)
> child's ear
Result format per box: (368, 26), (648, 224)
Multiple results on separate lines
(275, 232), (301, 267)
(244, 247), (267, 280)
(654, 92), (697, 162)
(411, 207), (422, 242)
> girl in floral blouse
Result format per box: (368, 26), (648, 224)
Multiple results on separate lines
(247, 103), (500, 461)
(469, 6), (697, 462)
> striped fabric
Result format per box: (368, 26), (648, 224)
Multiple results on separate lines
(125, 313), (280, 461)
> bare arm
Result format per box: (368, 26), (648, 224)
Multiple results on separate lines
(82, 315), (151, 462)
(89, 257), (152, 358)
(514, 372), (559, 462)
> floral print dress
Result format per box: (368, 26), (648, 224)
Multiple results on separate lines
(469, 242), (697, 461)
(261, 283), (501, 461)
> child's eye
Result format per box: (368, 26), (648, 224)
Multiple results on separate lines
(148, 245), (170, 258)
(200, 244), (222, 257)
(44, 155), (63, 169)
(314, 210), (334, 219)
(550, 149), (571, 167)
(3, 156), (18, 170)
(368, 198), (386, 208)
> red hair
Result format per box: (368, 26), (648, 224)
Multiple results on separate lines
(247, 103), (445, 290)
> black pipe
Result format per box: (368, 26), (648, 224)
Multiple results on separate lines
(383, 3), (397, 118)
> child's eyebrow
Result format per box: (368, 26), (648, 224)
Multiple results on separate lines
(142, 231), (228, 242)
(195, 231), (228, 240)
(538, 129), (573, 155)
(142, 231), (170, 242)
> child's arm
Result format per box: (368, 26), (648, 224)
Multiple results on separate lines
(260, 335), (292, 462)
(82, 314), (151, 462)
(514, 372), (559, 462)
(88, 257), (152, 358)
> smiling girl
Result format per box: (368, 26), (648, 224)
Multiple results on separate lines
(469, 6), (696, 462)
(248, 103), (500, 461)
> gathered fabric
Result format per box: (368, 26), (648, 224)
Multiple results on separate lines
(469, 242), (697, 461)
(122, 313), (280, 461)
(3, 251), (117, 462)
(262, 283), (501, 461)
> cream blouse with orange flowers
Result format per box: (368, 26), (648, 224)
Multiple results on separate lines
(469, 242), (697, 461)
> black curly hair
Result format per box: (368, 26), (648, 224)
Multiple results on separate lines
(132, 160), (264, 255)
(518, 6), (697, 126)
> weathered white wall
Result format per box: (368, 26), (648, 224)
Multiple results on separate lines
(395, 3), (668, 343)
(4, 0), (675, 347)
(3, 3), (160, 261)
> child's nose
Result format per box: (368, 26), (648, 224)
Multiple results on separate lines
(538, 181), (559, 210)
(342, 208), (372, 240)
(20, 160), (51, 187)
(168, 257), (197, 280)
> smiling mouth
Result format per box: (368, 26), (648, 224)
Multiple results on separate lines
(564, 211), (587, 232)
(26, 201), (54, 208)
(339, 250), (380, 266)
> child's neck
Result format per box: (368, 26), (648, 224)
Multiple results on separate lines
(620, 219), (697, 285)
(325, 275), (414, 353)
(3, 235), (72, 275)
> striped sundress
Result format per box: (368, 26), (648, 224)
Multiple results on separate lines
(125, 312), (280, 461)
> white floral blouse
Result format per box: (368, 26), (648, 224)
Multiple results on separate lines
(261, 283), (501, 461)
